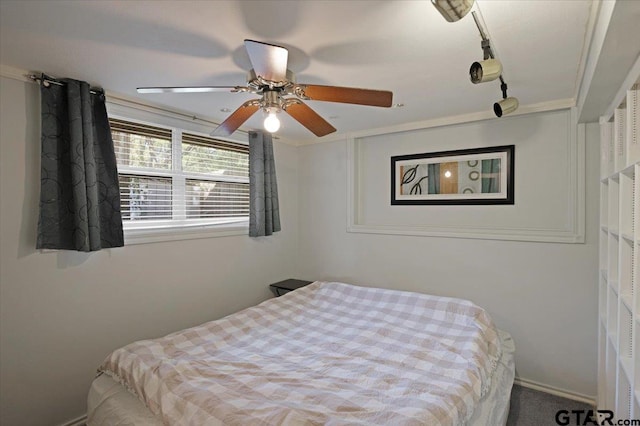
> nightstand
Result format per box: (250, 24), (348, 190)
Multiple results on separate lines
(269, 279), (313, 297)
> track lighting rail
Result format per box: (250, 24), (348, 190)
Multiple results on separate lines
(431, 0), (517, 116)
(469, 11), (518, 117)
(471, 12), (507, 95)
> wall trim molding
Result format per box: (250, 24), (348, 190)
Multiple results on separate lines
(314, 98), (575, 146)
(347, 108), (586, 243)
(515, 377), (596, 407)
(346, 224), (585, 244)
(0, 64), (28, 82)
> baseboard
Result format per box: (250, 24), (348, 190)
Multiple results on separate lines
(59, 414), (87, 426)
(514, 377), (596, 406)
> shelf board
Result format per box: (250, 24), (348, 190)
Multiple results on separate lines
(622, 293), (633, 312)
(622, 232), (635, 242)
(621, 355), (634, 382)
(610, 280), (619, 294)
(608, 331), (619, 350)
(621, 164), (636, 177)
(610, 228), (620, 237)
(602, 225), (609, 232)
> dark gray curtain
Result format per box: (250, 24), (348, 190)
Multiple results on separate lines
(249, 131), (281, 237)
(37, 75), (124, 251)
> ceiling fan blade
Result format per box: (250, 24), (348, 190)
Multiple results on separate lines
(211, 100), (260, 136)
(296, 84), (393, 107)
(244, 39), (288, 82)
(137, 86), (245, 94)
(284, 101), (336, 137)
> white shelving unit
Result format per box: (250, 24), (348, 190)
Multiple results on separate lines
(599, 81), (640, 419)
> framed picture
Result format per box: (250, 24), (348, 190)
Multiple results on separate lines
(391, 145), (514, 205)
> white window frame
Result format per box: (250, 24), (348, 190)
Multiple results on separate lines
(108, 110), (250, 245)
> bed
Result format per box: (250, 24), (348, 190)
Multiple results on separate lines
(88, 281), (515, 425)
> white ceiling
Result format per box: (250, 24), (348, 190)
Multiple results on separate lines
(0, 0), (593, 143)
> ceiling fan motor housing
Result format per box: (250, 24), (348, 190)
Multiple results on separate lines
(262, 89), (283, 111)
(247, 68), (296, 91)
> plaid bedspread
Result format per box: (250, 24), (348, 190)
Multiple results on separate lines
(99, 282), (503, 425)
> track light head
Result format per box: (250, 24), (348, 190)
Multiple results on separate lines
(431, 0), (475, 22)
(470, 59), (503, 84)
(493, 97), (519, 117)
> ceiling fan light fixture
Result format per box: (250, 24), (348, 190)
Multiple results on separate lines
(263, 109), (281, 133)
(431, 0), (475, 23)
(140, 40), (393, 137)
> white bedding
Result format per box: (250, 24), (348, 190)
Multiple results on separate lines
(88, 282), (515, 425)
(88, 331), (514, 425)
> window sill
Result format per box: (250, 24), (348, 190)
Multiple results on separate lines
(124, 221), (248, 245)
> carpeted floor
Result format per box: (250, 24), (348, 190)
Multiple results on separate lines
(506, 384), (594, 426)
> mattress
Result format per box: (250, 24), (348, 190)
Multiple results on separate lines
(88, 282), (515, 425)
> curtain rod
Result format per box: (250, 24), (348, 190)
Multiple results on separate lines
(26, 72), (259, 138)
(27, 73), (103, 95)
(105, 96), (250, 137)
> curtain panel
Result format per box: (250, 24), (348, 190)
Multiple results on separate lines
(36, 75), (124, 251)
(248, 131), (281, 237)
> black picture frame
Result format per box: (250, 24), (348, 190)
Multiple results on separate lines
(391, 145), (514, 205)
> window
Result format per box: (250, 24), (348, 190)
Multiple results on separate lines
(111, 118), (249, 234)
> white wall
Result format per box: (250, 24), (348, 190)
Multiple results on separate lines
(297, 114), (599, 397)
(0, 73), (599, 425)
(0, 76), (299, 425)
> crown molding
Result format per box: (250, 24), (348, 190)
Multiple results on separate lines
(575, 0), (615, 119)
(572, 0), (601, 108)
(307, 97), (576, 146)
(0, 64), (32, 82)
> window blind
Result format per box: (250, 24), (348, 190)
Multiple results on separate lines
(111, 118), (172, 170)
(110, 118), (249, 229)
(182, 132), (249, 178)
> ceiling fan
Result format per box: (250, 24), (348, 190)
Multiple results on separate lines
(137, 40), (394, 137)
